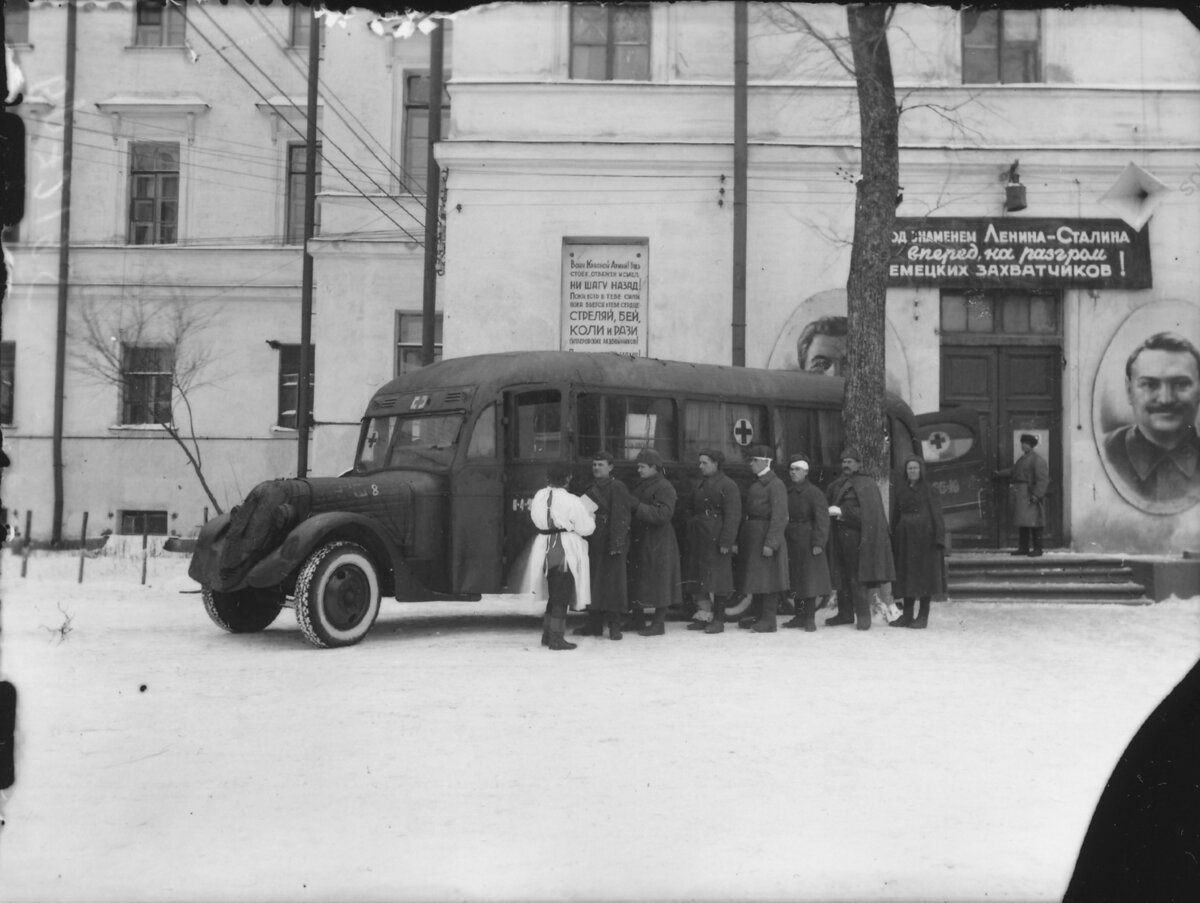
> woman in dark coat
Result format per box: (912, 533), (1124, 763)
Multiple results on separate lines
(782, 455), (832, 632)
(628, 448), (683, 636)
(889, 454), (946, 629)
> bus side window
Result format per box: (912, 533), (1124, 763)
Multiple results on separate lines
(776, 407), (818, 463)
(514, 390), (561, 460)
(683, 400), (767, 463)
(577, 393), (677, 461)
(467, 403), (497, 458)
(816, 410), (845, 468)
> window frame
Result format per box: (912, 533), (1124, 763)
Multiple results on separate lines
(401, 71), (451, 197)
(119, 509), (169, 536)
(289, 4), (327, 52)
(285, 141), (322, 245)
(961, 9), (1041, 85)
(277, 343), (315, 430)
(120, 344), (174, 426)
(128, 141), (180, 245)
(0, 342), (14, 426)
(576, 391), (678, 462)
(569, 2), (651, 82)
(134, 0), (187, 48)
(5, 0), (30, 45)
(394, 311), (443, 377)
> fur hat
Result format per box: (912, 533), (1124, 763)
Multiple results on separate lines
(635, 447), (664, 467)
(1020, 434), (1038, 447)
(840, 446), (863, 463)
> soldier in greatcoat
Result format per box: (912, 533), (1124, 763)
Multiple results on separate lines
(994, 433), (1050, 556)
(573, 450), (632, 641)
(826, 446), (895, 631)
(683, 449), (741, 635)
(782, 455), (832, 632)
(736, 445), (790, 633)
(627, 448), (683, 637)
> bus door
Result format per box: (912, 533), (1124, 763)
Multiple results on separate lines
(501, 387), (565, 588)
(450, 399), (505, 593)
(917, 406), (991, 548)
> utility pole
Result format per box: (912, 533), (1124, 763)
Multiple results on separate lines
(420, 23), (444, 366)
(732, 1), (747, 367)
(297, 7), (320, 478)
(52, 0), (78, 544)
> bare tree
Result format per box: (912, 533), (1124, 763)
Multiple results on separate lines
(71, 295), (226, 514)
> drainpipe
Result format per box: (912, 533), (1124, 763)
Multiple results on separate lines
(732, 1), (747, 367)
(51, 0), (78, 544)
(421, 24), (444, 366)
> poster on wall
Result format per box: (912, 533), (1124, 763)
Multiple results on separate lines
(1092, 299), (1200, 515)
(560, 240), (649, 356)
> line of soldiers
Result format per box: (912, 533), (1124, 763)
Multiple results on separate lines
(570, 443), (897, 641)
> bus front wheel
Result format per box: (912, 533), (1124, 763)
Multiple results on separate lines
(294, 541), (381, 648)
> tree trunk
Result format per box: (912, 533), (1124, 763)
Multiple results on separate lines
(844, 4), (899, 480)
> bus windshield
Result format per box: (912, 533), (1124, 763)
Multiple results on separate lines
(356, 413), (465, 472)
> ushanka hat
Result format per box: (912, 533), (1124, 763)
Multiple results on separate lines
(1020, 434), (1038, 447)
(635, 448), (664, 467)
(840, 446), (863, 463)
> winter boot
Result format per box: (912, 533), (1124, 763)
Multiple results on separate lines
(1030, 527), (1044, 557)
(802, 599), (817, 632)
(624, 605), (648, 631)
(825, 591), (855, 626)
(890, 598), (914, 628)
(639, 607), (667, 637)
(751, 593), (779, 633)
(607, 612), (623, 641)
(1011, 528), (1031, 556)
(572, 609), (604, 636)
(854, 587), (872, 631)
(705, 596), (726, 634)
(782, 595), (805, 628)
(910, 597), (930, 629)
(547, 634), (578, 650)
(541, 629), (551, 647)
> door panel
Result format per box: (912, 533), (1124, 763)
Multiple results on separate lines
(940, 345), (1062, 548)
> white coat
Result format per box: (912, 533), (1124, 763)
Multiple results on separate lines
(517, 485), (596, 610)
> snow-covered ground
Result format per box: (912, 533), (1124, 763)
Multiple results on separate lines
(1, 548), (1197, 902)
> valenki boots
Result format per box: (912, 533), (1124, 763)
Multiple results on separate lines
(607, 612), (623, 641)
(1011, 527), (1031, 556)
(890, 598), (914, 628)
(782, 595), (805, 628)
(705, 594), (726, 634)
(910, 597), (930, 629)
(639, 606), (667, 637)
(1030, 527), (1045, 557)
(802, 599), (817, 632)
(751, 593), (779, 633)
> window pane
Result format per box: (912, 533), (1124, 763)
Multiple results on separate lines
(571, 6), (608, 43)
(1001, 45), (1037, 83)
(516, 390), (561, 460)
(467, 404), (497, 458)
(962, 10), (998, 46)
(613, 6), (649, 42)
(682, 400), (764, 463)
(1030, 295), (1057, 333)
(962, 48), (997, 84)
(6, 1), (29, 43)
(965, 295), (994, 332)
(1004, 11), (1040, 41)
(0, 342), (14, 424)
(1001, 295), (1030, 333)
(614, 46), (650, 81)
(570, 46), (608, 80)
(940, 293), (968, 333)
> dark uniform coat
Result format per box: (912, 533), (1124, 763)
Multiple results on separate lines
(889, 457), (946, 598)
(737, 470), (790, 594)
(684, 472), (741, 595)
(629, 472), (683, 609)
(826, 472), (895, 586)
(998, 449), (1050, 527)
(584, 476), (632, 612)
(785, 479), (833, 599)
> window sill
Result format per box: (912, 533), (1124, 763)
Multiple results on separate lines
(108, 424), (170, 432)
(271, 426), (299, 435)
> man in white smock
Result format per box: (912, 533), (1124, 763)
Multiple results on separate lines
(523, 463), (595, 651)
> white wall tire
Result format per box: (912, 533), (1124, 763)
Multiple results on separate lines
(294, 541), (381, 648)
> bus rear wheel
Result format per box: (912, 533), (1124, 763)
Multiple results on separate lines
(203, 587), (283, 633)
(294, 541), (381, 648)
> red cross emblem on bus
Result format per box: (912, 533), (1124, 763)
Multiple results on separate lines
(926, 430), (951, 457)
(733, 419), (754, 446)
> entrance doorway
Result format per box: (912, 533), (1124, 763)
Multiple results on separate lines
(938, 291), (1063, 549)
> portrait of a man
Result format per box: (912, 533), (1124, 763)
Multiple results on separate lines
(1100, 331), (1200, 508)
(797, 315), (848, 377)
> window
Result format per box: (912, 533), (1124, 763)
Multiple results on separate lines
(290, 4), (326, 51)
(941, 291), (1060, 336)
(682, 400), (765, 465)
(403, 73), (451, 196)
(119, 510), (168, 536)
(277, 344), (315, 430)
(570, 3), (650, 81)
(128, 142), (179, 245)
(775, 407), (845, 472)
(0, 342), (14, 425)
(962, 9), (1040, 84)
(395, 312), (443, 376)
(513, 390), (562, 460)
(467, 404), (498, 458)
(286, 142), (321, 244)
(5, 1), (29, 44)
(579, 393), (676, 461)
(135, 0), (186, 47)
(121, 345), (173, 425)
(2, 222), (19, 244)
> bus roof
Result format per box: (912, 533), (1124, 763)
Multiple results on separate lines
(369, 350), (910, 416)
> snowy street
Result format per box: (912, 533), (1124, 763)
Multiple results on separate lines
(1, 549), (1198, 902)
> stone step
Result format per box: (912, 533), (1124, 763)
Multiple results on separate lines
(944, 594), (1154, 606)
(949, 566), (1136, 583)
(949, 579), (1150, 600)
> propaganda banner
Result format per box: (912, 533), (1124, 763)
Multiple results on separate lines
(561, 240), (648, 355)
(888, 218), (1151, 290)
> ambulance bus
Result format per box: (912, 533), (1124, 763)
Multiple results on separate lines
(189, 350), (930, 648)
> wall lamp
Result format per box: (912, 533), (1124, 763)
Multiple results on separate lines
(1003, 159), (1027, 213)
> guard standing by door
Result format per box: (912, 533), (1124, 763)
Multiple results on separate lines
(995, 434), (1050, 557)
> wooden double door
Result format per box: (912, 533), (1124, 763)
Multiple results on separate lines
(939, 345), (1063, 549)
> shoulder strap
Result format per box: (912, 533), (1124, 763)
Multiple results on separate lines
(546, 490), (557, 530)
